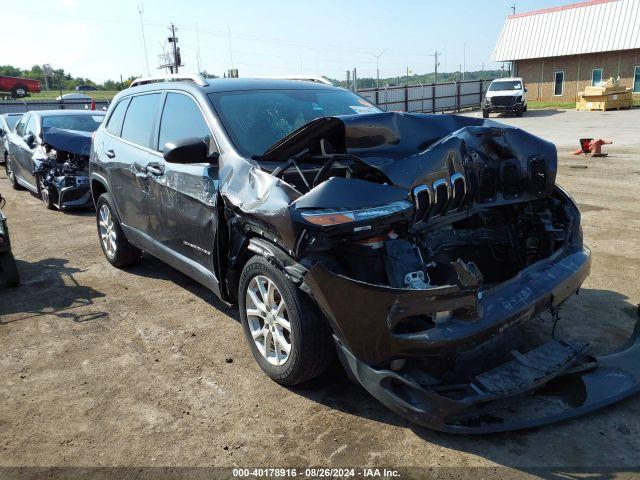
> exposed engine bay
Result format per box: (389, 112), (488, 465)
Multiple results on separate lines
(32, 127), (92, 210)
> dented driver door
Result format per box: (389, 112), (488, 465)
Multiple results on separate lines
(146, 91), (220, 294)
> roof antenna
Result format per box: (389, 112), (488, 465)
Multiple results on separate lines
(511, 3), (516, 15)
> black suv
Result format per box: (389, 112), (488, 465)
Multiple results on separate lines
(90, 76), (639, 433)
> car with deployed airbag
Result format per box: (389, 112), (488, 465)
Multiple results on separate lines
(89, 75), (640, 433)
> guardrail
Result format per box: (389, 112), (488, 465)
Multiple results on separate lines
(0, 99), (112, 114)
(357, 79), (493, 114)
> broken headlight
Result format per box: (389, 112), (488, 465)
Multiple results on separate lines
(300, 200), (413, 227)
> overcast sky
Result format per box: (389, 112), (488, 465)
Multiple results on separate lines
(6, 0), (567, 82)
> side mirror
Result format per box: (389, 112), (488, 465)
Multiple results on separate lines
(524, 87), (528, 93)
(163, 137), (209, 164)
(0, 128), (5, 136)
(22, 133), (35, 148)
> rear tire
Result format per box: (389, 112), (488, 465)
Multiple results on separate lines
(0, 252), (19, 287)
(11, 85), (28, 99)
(96, 193), (141, 267)
(239, 255), (334, 385)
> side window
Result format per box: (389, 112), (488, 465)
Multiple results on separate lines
(105, 98), (129, 136)
(121, 93), (161, 148)
(25, 115), (38, 137)
(554, 71), (564, 96)
(591, 68), (603, 86)
(158, 93), (215, 154)
(15, 115), (28, 136)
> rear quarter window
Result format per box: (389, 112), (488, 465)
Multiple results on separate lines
(105, 98), (130, 136)
(120, 93), (161, 148)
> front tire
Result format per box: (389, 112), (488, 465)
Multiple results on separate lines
(37, 176), (56, 210)
(239, 255), (334, 385)
(482, 109), (490, 119)
(96, 193), (141, 267)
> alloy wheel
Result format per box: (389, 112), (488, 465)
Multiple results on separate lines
(39, 178), (50, 207)
(98, 204), (117, 258)
(245, 275), (292, 366)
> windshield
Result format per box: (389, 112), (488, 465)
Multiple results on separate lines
(208, 89), (380, 157)
(489, 81), (523, 91)
(42, 114), (104, 133)
(5, 116), (20, 130)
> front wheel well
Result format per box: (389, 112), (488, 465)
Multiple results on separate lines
(91, 178), (108, 207)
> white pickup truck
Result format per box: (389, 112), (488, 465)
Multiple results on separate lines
(482, 77), (528, 118)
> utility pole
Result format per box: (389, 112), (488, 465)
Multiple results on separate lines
(138, 3), (150, 75)
(370, 50), (385, 89)
(429, 51), (441, 84)
(167, 23), (181, 74)
(228, 25), (234, 70)
(196, 22), (202, 74)
(346, 70), (351, 90)
(353, 68), (357, 92)
(463, 43), (466, 81)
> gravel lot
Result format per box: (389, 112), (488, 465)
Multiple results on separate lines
(1, 108), (639, 476)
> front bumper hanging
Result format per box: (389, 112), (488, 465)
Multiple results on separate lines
(302, 246), (640, 432)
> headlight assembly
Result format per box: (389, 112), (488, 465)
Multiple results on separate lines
(300, 200), (413, 227)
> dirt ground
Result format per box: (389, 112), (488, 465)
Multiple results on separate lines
(1, 109), (639, 476)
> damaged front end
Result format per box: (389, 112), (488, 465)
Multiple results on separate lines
(33, 127), (93, 210)
(222, 112), (639, 433)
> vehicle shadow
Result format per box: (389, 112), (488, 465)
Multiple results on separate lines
(495, 109), (567, 118)
(0, 257), (107, 323)
(122, 253), (240, 322)
(291, 287), (640, 471)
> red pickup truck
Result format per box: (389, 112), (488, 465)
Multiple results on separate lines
(0, 76), (41, 98)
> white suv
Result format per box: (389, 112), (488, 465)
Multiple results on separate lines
(483, 77), (527, 118)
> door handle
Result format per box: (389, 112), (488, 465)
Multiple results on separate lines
(105, 149), (115, 159)
(146, 163), (165, 176)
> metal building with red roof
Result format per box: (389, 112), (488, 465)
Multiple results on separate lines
(492, 0), (640, 102)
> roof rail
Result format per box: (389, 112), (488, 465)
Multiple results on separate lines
(129, 73), (209, 88)
(254, 75), (334, 86)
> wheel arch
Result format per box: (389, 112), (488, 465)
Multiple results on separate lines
(221, 223), (307, 306)
(90, 175), (108, 207)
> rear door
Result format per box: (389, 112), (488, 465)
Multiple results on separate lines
(13, 113), (37, 189)
(147, 91), (220, 292)
(105, 93), (162, 249)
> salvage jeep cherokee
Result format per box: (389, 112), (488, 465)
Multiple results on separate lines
(89, 75), (640, 433)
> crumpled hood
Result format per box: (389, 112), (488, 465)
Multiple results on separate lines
(265, 112), (557, 207)
(41, 127), (93, 157)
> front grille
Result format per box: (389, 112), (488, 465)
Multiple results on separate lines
(449, 173), (466, 210)
(478, 164), (497, 202)
(529, 157), (547, 195)
(431, 180), (449, 216)
(501, 162), (522, 199)
(491, 96), (515, 107)
(413, 185), (432, 223)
